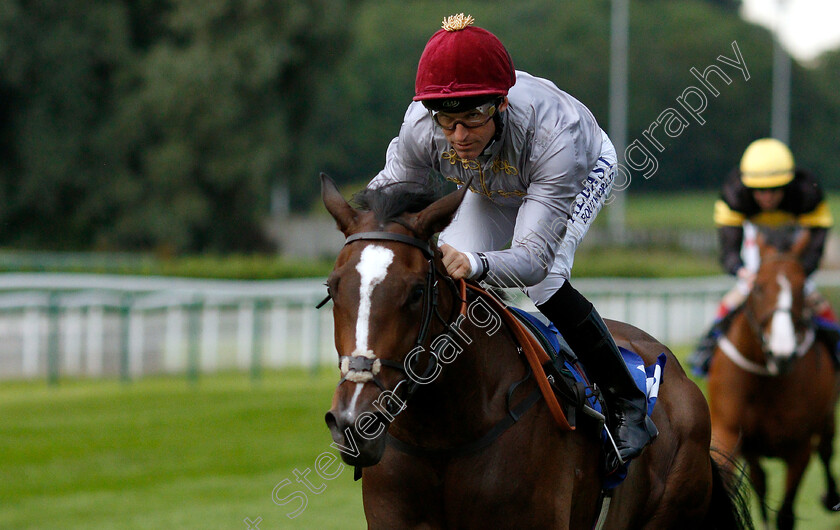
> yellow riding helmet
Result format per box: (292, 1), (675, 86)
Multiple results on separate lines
(739, 138), (795, 188)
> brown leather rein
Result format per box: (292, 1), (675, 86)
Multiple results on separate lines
(322, 230), (572, 431)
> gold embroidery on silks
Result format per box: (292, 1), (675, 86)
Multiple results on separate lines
(442, 150), (480, 171)
(441, 149), (526, 199)
(492, 158), (519, 176)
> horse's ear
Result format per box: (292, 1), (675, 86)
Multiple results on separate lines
(321, 173), (358, 236)
(411, 178), (472, 240)
(790, 229), (811, 258)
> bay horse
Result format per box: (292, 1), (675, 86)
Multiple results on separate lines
(321, 174), (752, 529)
(708, 229), (840, 529)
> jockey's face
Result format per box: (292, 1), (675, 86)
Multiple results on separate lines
(752, 188), (784, 211)
(441, 98), (508, 160)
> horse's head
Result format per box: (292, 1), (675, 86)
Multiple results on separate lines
(747, 228), (813, 373)
(320, 174), (469, 467)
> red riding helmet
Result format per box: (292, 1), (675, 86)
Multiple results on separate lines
(414, 14), (516, 110)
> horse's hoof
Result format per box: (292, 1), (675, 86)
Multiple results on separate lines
(821, 491), (840, 511)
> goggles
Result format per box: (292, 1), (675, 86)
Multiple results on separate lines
(430, 101), (497, 131)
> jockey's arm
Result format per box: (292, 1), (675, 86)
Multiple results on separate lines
(466, 196), (571, 287)
(467, 149), (594, 288)
(802, 226), (828, 276)
(718, 225), (744, 275)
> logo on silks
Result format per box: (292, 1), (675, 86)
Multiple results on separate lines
(441, 99), (460, 109)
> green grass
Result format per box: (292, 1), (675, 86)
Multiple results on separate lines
(620, 190), (720, 231)
(573, 246), (721, 277)
(0, 371), (365, 530)
(615, 190), (840, 232)
(4, 363), (840, 529)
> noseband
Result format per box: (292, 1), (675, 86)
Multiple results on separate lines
(321, 231), (465, 405)
(739, 302), (815, 375)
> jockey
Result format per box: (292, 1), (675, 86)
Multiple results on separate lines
(369, 14), (656, 470)
(688, 137), (838, 375)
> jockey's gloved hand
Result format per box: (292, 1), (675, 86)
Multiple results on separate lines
(736, 266), (755, 284)
(440, 244), (472, 280)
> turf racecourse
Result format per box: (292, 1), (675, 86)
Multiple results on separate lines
(3, 360), (840, 529)
(0, 370), (365, 530)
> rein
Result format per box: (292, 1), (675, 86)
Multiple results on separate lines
(716, 332), (815, 376)
(324, 230), (575, 460)
(331, 231), (466, 405)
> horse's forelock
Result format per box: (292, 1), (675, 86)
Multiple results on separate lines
(351, 178), (447, 225)
(759, 227), (800, 254)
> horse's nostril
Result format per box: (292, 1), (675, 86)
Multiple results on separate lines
(325, 411), (338, 433)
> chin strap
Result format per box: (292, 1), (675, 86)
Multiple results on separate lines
(480, 99), (506, 156)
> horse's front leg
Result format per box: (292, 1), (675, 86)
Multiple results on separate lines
(743, 454), (769, 527)
(777, 446), (811, 530)
(817, 412), (840, 510)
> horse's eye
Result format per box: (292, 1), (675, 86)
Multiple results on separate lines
(408, 285), (425, 305)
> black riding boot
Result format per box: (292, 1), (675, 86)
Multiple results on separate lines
(687, 323), (720, 376)
(688, 309), (738, 376)
(815, 320), (840, 370)
(538, 282), (657, 471)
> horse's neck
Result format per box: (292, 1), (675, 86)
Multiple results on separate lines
(392, 292), (525, 444)
(729, 311), (766, 361)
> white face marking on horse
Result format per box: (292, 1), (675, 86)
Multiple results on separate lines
(348, 382), (365, 415)
(353, 245), (394, 360)
(768, 273), (796, 357)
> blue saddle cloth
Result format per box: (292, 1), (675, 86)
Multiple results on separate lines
(509, 307), (666, 489)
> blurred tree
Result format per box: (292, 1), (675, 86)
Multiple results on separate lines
(0, 0), (133, 248)
(106, 0), (358, 252)
(0, 0), (837, 251)
(625, 0), (774, 192)
(0, 0), (357, 252)
(301, 0), (774, 199)
(790, 49), (840, 189)
(703, 0), (741, 10)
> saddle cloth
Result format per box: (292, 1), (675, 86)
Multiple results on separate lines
(509, 306), (666, 489)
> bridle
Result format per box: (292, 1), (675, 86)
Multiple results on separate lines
(721, 256), (815, 375)
(318, 230), (465, 409)
(320, 229), (582, 480)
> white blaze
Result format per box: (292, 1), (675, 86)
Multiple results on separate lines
(768, 273), (796, 357)
(353, 245), (394, 358)
(348, 382), (365, 414)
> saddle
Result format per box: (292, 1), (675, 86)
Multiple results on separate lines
(507, 307), (595, 422)
(467, 285), (665, 487)
(507, 306), (666, 485)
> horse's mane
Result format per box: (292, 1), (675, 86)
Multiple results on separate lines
(351, 176), (448, 224)
(758, 226), (800, 253)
